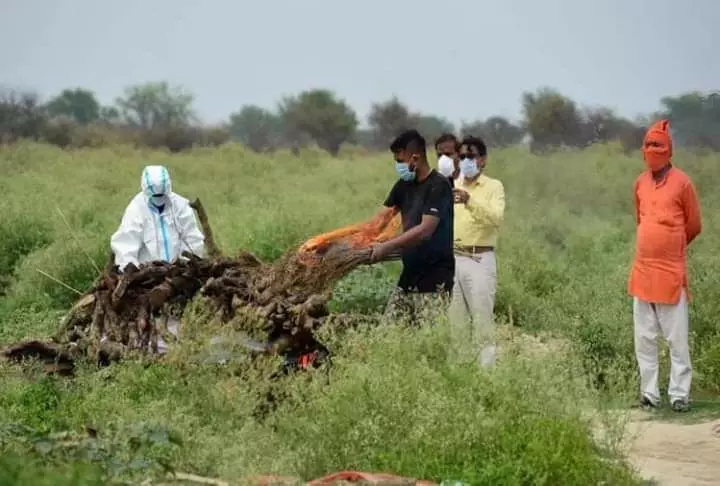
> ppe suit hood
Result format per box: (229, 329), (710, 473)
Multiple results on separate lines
(141, 165), (172, 198)
(141, 165), (172, 207)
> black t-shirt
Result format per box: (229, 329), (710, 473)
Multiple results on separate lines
(383, 170), (455, 293)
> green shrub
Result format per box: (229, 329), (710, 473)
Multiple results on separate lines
(0, 215), (53, 293)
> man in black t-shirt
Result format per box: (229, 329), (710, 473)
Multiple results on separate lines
(370, 129), (455, 322)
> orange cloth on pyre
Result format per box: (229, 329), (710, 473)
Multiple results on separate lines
(298, 207), (401, 256)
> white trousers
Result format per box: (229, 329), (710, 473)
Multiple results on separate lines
(449, 253), (497, 367)
(633, 291), (692, 404)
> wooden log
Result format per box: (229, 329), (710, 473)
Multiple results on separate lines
(58, 293), (96, 338)
(2, 340), (76, 376)
(136, 306), (150, 349)
(148, 282), (174, 310)
(190, 198), (221, 259)
(297, 294), (329, 318)
(89, 292), (107, 341)
(110, 281), (130, 306)
(132, 266), (172, 288)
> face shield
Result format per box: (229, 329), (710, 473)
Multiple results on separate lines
(141, 165), (172, 208)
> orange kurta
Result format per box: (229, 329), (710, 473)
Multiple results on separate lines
(628, 167), (702, 305)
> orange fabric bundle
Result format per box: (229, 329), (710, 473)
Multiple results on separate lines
(298, 208), (401, 255)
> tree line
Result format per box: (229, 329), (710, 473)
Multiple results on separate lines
(1, 81), (718, 155)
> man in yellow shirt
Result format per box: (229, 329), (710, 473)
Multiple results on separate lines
(450, 136), (505, 367)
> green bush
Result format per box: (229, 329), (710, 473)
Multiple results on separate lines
(252, 325), (639, 485)
(0, 215), (53, 293)
(0, 453), (106, 486)
(0, 323), (643, 485)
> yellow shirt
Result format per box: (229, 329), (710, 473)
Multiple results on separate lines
(453, 174), (505, 248)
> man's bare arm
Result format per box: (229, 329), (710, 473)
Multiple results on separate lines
(377, 214), (439, 255)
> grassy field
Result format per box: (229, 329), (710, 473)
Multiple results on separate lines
(0, 141), (719, 485)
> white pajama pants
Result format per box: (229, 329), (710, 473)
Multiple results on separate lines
(449, 253), (497, 367)
(633, 291), (692, 404)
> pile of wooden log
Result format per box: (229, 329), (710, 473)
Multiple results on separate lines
(2, 199), (388, 375)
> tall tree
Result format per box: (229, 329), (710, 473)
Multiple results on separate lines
(660, 91), (720, 150)
(413, 114), (455, 146)
(0, 88), (46, 143)
(278, 89), (358, 156)
(45, 88), (100, 124)
(461, 116), (524, 148)
(522, 87), (584, 152)
(228, 105), (282, 152)
(99, 106), (121, 123)
(116, 81), (195, 130)
(367, 97), (414, 149)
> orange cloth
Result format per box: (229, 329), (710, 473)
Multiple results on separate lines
(246, 471), (437, 485)
(298, 208), (401, 255)
(308, 471), (436, 485)
(628, 167), (702, 305)
(642, 119), (673, 171)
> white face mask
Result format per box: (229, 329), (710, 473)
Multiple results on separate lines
(437, 155), (455, 177)
(460, 157), (480, 178)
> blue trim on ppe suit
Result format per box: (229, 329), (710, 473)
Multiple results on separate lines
(143, 166), (171, 262)
(158, 168), (171, 262)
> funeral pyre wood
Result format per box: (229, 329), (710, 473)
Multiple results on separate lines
(2, 201), (401, 375)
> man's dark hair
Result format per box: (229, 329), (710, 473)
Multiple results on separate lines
(390, 129), (427, 156)
(461, 135), (488, 157)
(434, 133), (459, 150)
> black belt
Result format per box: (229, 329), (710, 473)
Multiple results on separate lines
(456, 245), (494, 254)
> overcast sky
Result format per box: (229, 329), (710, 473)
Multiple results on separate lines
(2, 0), (718, 127)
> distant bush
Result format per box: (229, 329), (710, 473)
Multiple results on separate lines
(4, 84), (720, 156)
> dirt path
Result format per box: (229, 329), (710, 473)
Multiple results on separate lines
(626, 413), (720, 485)
(499, 332), (720, 485)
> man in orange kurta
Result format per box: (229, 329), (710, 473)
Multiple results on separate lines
(628, 120), (702, 412)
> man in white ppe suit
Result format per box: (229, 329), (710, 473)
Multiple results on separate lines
(110, 165), (205, 353)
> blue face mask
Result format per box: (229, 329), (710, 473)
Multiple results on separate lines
(460, 157), (480, 179)
(395, 161), (416, 181)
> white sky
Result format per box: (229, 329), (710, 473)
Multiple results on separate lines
(2, 0), (718, 127)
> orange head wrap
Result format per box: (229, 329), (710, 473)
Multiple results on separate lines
(642, 119), (673, 171)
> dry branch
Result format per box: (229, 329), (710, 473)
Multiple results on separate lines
(190, 198), (220, 259)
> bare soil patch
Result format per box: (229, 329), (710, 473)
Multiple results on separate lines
(627, 411), (720, 486)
